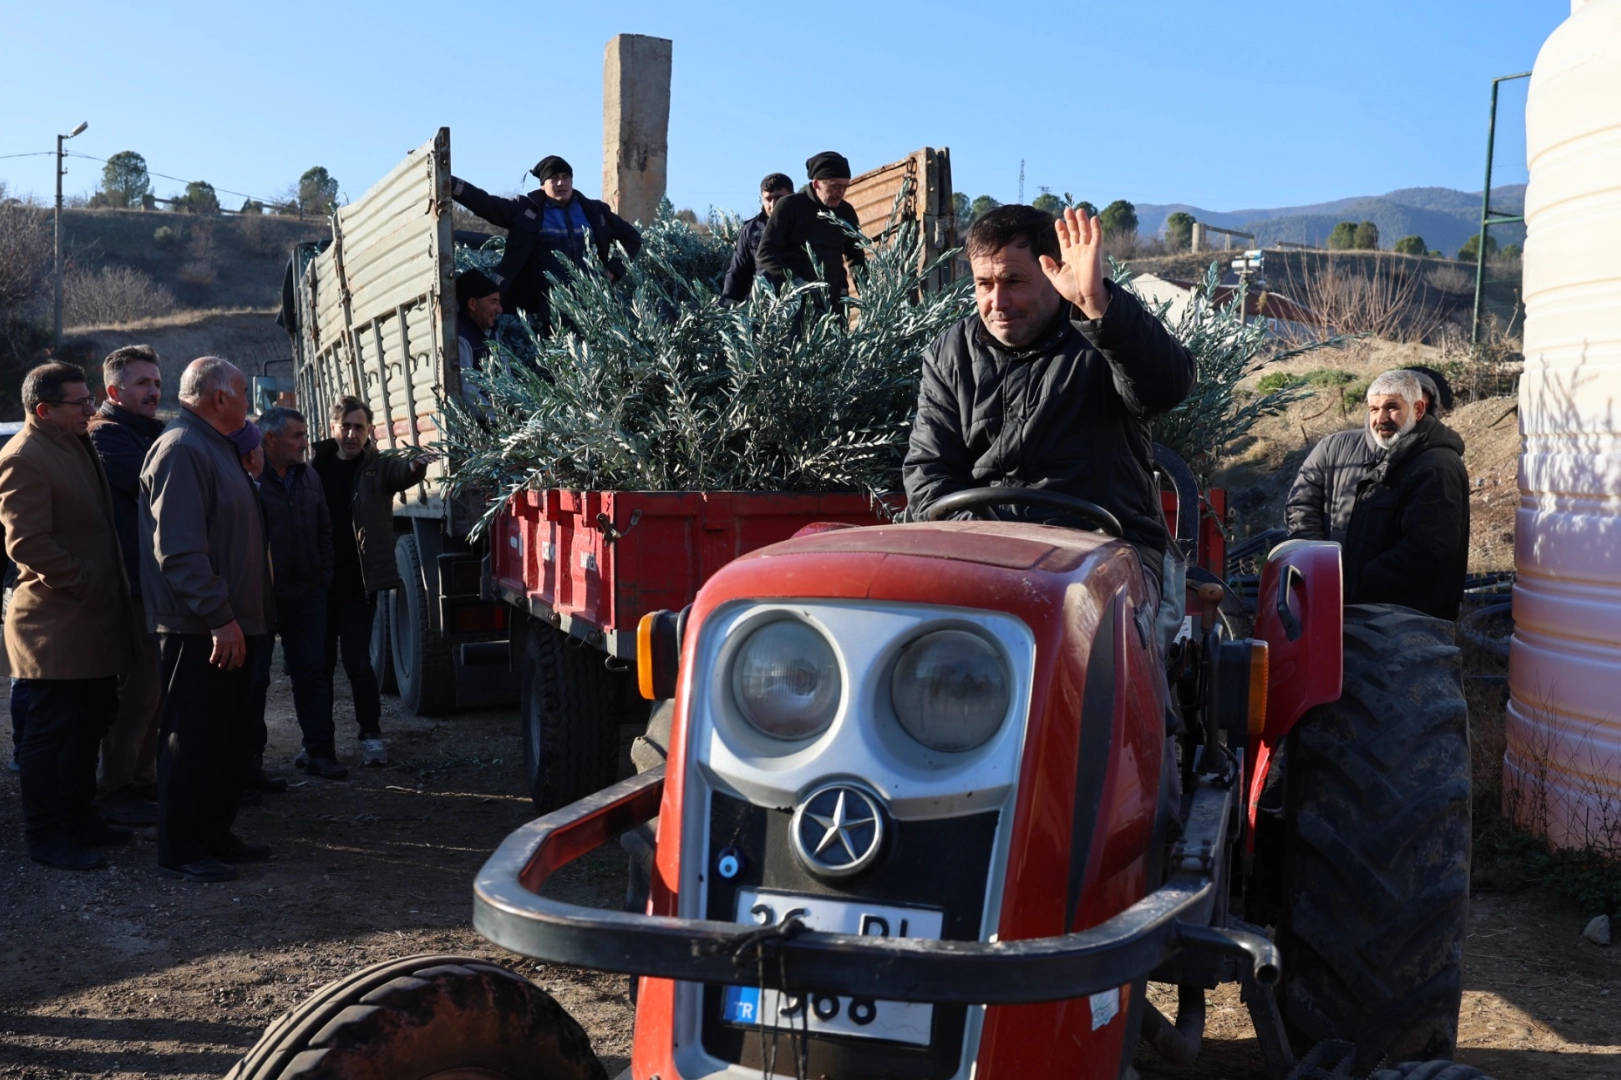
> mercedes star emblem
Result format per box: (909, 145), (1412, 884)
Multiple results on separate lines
(791, 783), (888, 878)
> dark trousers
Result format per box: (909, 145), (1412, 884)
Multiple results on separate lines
(18, 678), (117, 848)
(156, 632), (268, 866)
(324, 593), (380, 737)
(250, 592), (333, 758)
(9, 677), (30, 762)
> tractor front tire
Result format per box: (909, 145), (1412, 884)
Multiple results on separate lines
(225, 954), (606, 1080)
(1278, 604), (1471, 1071)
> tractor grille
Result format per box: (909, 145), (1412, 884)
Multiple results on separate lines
(700, 790), (998, 1080)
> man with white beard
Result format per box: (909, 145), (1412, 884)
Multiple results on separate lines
(1285, 368), (1471, 620)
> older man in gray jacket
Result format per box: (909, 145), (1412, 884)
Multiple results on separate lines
(140, 357), (275, 883)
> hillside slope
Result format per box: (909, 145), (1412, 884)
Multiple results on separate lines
(1137, 185), (1526, 258)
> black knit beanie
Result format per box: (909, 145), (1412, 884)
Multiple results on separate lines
(805, 152), (851, 181)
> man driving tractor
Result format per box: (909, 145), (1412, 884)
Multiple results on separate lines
(903, 204), (1197, 611)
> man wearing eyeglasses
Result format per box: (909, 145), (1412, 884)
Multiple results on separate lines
(0, 362), (138, 871)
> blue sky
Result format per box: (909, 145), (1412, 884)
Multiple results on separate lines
(0, 0), (1562, 219)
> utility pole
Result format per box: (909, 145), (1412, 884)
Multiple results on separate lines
(54, 120), (88, 349)
(1018, 159), (1025, 205)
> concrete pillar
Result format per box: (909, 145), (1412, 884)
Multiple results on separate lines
(602, 34), (672, 227)
(1190, 222), (1206, 253)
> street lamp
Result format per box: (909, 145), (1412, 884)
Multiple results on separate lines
(54, 120), (88, 349)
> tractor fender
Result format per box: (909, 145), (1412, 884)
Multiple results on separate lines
(1253, 539), (1343, 741)
(1247, 540), (1343, 844)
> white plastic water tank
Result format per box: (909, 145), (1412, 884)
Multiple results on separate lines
(1508, 0), (1621, 847)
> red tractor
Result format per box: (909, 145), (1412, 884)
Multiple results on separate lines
(231, 467), (1479, 1080)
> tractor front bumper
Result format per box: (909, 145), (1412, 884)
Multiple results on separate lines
(473, 768), (1277, 1005)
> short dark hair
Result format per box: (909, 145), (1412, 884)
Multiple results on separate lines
(103, 345), (160, 388)
(966, 204), (1060, 263)
(258, 406), (306, 436)
(22, 362), (88, 414)
(760, 172), (793, 194)
(332, 395), (373, 424)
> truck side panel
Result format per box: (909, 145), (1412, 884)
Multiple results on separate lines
(295, 128), (456, 519)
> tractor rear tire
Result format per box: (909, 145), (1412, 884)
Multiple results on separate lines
(519, 622), (627, 814)
(225, 954), (606, 1080)
(392, 536), (457, 716)
(1277, 604), (1470, 1072)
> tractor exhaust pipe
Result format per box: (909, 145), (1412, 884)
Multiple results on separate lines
(1141, 984), (1205, 1066)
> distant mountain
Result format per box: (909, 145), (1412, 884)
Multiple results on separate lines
(1136, 185), (1526, 258)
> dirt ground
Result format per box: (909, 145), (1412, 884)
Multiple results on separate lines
(1, 659), (1616, 1079)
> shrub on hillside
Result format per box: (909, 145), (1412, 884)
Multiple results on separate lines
(1100, 199), (1138, 239)
(153, 225), (180, 249)
(1327, 222), (1359, 250)
(1353, 221), (1380, 250)
(1393, 235), (1427, 256)
(0, 185), (53, 360)
(1458, 233), (1499, 262)
(63, 265), (178, 327)
(1257, 371), (1306, 393)
(1302, 368), (1355, 388)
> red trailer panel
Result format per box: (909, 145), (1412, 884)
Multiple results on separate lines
(493, 491), (893, 659)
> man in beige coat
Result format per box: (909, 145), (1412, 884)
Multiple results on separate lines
(0, 362), (137, 870)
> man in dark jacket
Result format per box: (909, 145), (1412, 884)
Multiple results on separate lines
(903, 204), (1197, 602)
(248, 407), (345, 781)
(87, 345), (167, 826)
(722, 173), (794, 303)
(311, 396), (429, 767)
(455, 269), (502, 375)
(450, 155), (642, 332)
(757, 152), (867, 300)
(1286, 368), (1471, 620)
(141, 357), (274, 882)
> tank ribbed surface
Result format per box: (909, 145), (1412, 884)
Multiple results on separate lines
(1509, 0), (1621, 846)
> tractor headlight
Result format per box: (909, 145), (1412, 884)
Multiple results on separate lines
(891, 630), (1011, 752)
(730, 619), (842, 739)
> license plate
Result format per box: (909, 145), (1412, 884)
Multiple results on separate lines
(721, 889), (945, 1046)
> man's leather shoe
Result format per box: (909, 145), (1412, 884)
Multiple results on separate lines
(158, 857), (237, 883)
(304, 755), (349, 780)
(30, 837), (108, 871)
(210, 834), (271, 863)
(74, 821), (134, 847)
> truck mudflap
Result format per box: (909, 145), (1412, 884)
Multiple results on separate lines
(472, 769), (1278, 1005)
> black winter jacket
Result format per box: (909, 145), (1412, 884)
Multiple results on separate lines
(257, 462), (333, 608)
(903, 283), (1197, 573)
(88, 403), (168, 600)
(311, 439), (426, 595)
(756, 189), (866, 297)
(721, 211), (769, 302)
(1285, 414), (1470, 620)
(449, 177), (642, 316)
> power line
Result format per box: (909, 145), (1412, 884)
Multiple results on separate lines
(66, 151), (285, 207)
(0, 151), (55, 161)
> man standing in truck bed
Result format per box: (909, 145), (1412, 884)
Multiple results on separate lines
(756, 152), (866, 301)
(450, 156), (642, 333)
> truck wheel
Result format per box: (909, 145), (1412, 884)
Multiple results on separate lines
(392, 536), (456, 716)
(1277, 604), (1470, 1071)
(519, 622), (624, 813)
(370, 591), (397, 695)
(225, 954), (606, 1080)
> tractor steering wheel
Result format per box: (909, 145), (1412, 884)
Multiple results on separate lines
(922, 487), (1124, 538)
